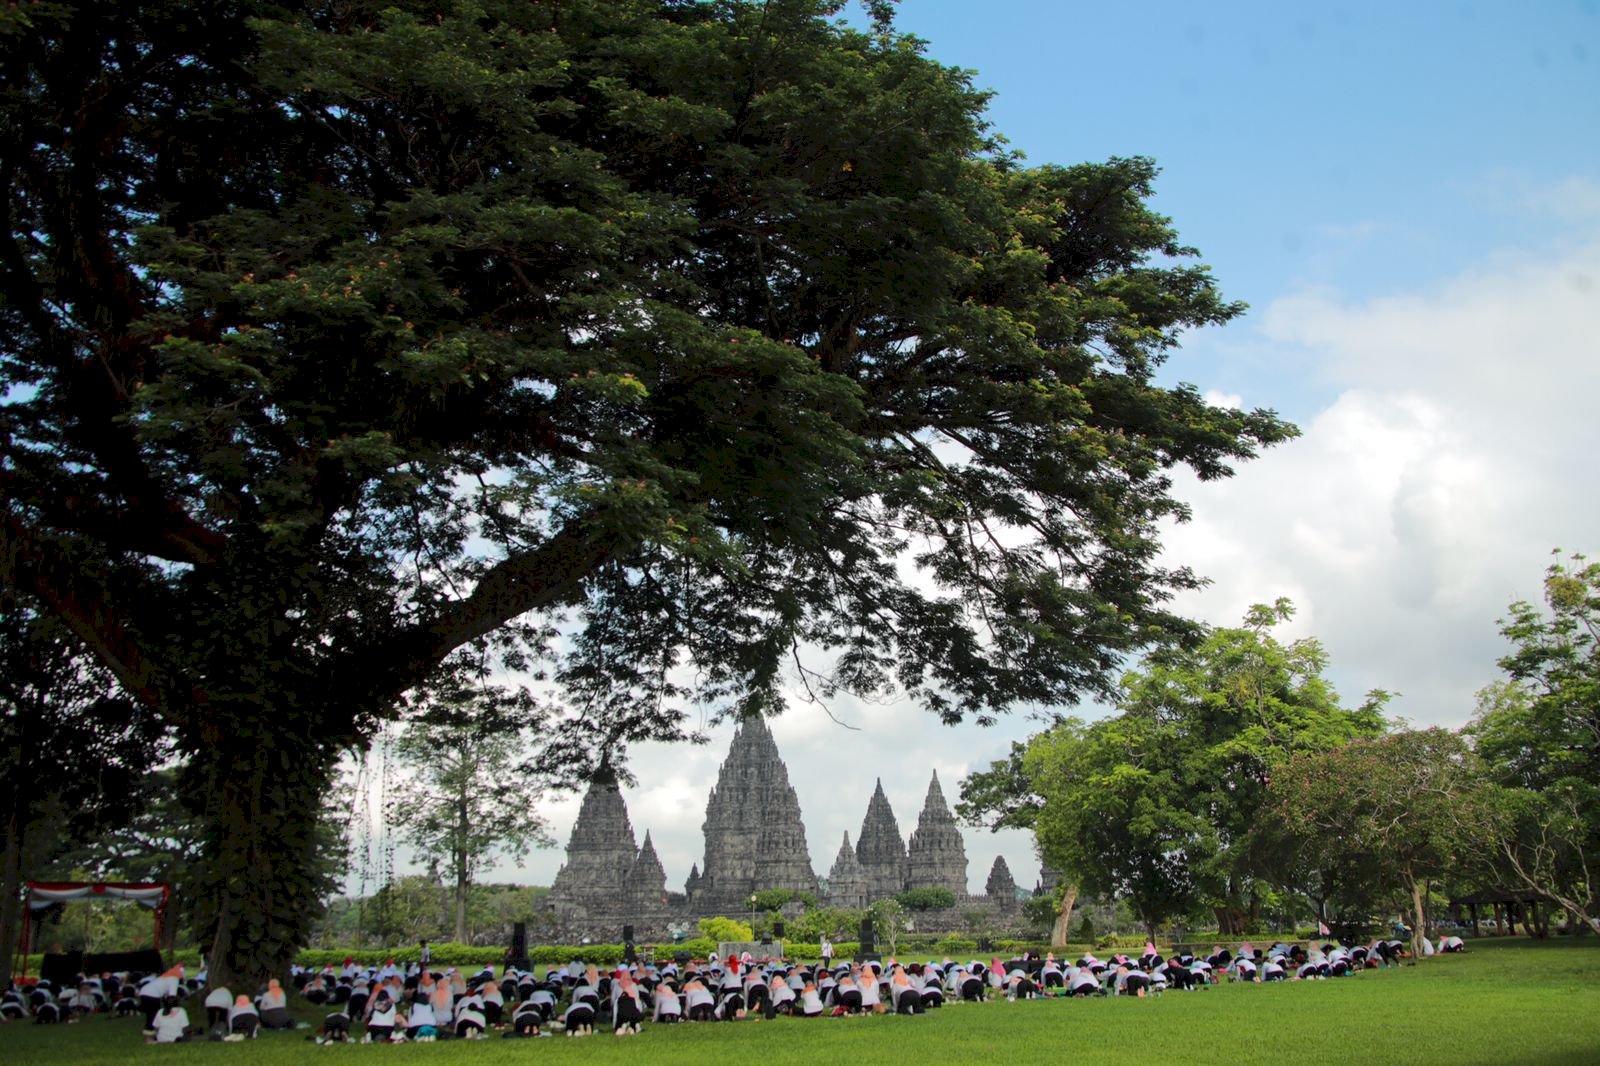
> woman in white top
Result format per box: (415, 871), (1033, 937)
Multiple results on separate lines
(153, 999), (190, 1043)
(405, 997), (436, 1038)
(858, 967), (883, 1013)
(365, 992), (397, 1042)
(652, 982), (683, 1023)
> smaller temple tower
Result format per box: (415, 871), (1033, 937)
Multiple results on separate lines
(626, 831), (669, 911)
(825, 831), (870, 910)
(985, 855), (1018, 911)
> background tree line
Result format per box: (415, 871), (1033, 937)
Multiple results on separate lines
(959, 554), (1600, 953)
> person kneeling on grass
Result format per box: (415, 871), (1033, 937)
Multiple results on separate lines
(562, 997), (595, 1037)
(454, 988), (488, 1040)
(364, 991), (398, 1043)
(227, 994), (259, 1041)
(151, 996), (193, 1044)
(613, 972), (644, 1036)
(506, 997), (550, 1037)
(1112, 965), (1149, 998)
(257, 978), (293, 1030)
(404, 994), (436, 1039)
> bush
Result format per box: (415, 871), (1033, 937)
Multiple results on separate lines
(697, 916), (753, 942)
(294, 942), (627, 969)
(896, 887), (957, 911)
(932, 935), (978, 956)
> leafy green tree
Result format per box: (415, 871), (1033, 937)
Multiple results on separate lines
(1, 0), (1293, 984)
(1468, 554), (1600, 934)
(392, 686), (555, 944)
(1118, 599), (1389, 929)
(956, 743), (1081, 945)
(786, 905), (862, 944)
(1255, 729), (1481, 957)
(867, 897), (906, 955)
(366, 875), (451, 946)
(1023, 602), (1385, 937)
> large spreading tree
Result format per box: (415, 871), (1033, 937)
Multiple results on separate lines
(1, 0), (1292, 984)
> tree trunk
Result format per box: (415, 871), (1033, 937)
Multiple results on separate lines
(1050, 883), (1077, 948)
(454, 871), (468, 945)
(1, 814), (23, 986)
(187, 724), (336, 992)
(455, 796), (469, 944)
(1405, 871), (1427, 959)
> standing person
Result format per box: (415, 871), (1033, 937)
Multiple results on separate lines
(418, 940), (433, 973)
(820, 936), (833, 968)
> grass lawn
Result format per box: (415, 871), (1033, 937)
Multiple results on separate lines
(3, 937), (1596, 1065)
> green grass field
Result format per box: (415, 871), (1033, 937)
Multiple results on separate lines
(3, 938), (1597, 1065)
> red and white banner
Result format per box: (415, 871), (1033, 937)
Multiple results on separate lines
(26, 882), (168, 909)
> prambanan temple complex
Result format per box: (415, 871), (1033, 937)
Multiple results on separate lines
(541, 717), (1035, 940)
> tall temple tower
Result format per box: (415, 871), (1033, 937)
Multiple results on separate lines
(855, 779), (909, 900)
(905, 771), (968, 897)
(546, 758), (638, 916)
(696, 717), (818, 909)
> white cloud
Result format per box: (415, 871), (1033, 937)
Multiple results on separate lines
(1166, 231), (1600, 727)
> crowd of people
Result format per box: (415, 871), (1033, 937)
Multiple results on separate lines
(0, 932), (1458, 1045)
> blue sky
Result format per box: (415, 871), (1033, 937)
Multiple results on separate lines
(474, 1), (1600, 900)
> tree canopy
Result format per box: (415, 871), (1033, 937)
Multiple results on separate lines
(1003, 601), (1385, 936)
(1254, 728), (1480, 956)
(1, 0), (1292, 982)
(1468, 553), (1600, 934)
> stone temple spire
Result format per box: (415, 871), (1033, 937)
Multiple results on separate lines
(626, 830), (668, 910)
(697, 717), (818, 909)
(985, 855), (1018, 910)
(826, 831), (870, 910)
(855, 779), (908, 900)
(547, 757), (638, 915)
(906, 770), (968, 898)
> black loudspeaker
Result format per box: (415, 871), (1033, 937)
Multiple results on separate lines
(511, 921), (527, 957)
(859, 917), (875, 955)
(623, 924), (635, 943)
(773, 920), (785, 939)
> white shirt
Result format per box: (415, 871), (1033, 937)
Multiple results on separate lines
(154, 1007), (189, 1043)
